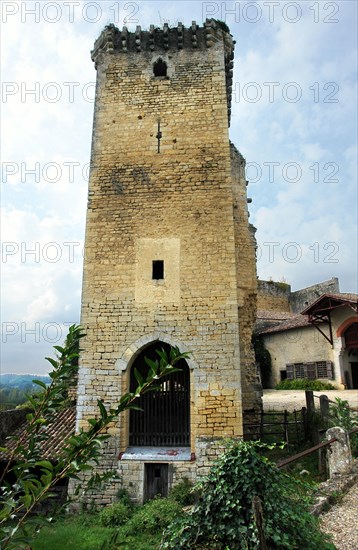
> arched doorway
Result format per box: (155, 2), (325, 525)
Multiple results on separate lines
(129, 342), (190, 446)
(343, 322), (358, 388)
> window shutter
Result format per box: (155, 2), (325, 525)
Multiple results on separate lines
(326, 361), (334, 380)
(305, 362), (316, 380)
(286, 364), (294, 380)
(294, 363), (305, 378)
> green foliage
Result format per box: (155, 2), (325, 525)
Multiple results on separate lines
(252, 335), (272, 388)
(33, 507), (163, 550)
(120, 496), (183, 537)
(161, 440), (334, 550)
(276, 378), (335, 391)
(99, 488), (135, 527)
(0, 325), (190, 549)
(33, 513), (115, 550)
(169, 477), (200, 506)
(329, 397), (358, 456)
(99, 501), (134, 527)
(0, 375), (51, 410)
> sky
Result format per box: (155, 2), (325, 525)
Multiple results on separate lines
(1, 0), (357, 374)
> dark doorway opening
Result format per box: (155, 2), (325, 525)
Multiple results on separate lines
(144, 463), (169, 501)
(351, 362), (358, 389)
(280, 370), (287, 381)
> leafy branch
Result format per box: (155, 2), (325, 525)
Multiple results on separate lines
(0, 325), (189, 549)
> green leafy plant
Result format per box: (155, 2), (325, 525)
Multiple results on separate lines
(252, 335), (272, 389)
(0, 325), (189, 549)
(161, 440), (334, 549)
(99, 501), (134, 527)
(276, 379), (335, 391)
(329, 397), (358, 456)
(120, 496), (183, 537)
(169, 477), (199, 506)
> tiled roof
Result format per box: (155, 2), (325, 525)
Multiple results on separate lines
(301, 293), (358, 314)
(256, 314), (316, 335)
(0, 407), (76, 461)
(256, 293), (357, 335)
(256, 309), (296, 321)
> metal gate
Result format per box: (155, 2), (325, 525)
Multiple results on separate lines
(129, 343), (190, 446)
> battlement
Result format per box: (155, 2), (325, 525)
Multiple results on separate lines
(91, 19), (235, 124)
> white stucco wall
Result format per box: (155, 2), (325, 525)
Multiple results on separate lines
(262, 305), (358, 389)
(263, 325), (333, 387)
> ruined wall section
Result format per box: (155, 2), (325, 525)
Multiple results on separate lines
(257, 280), (291, 312)
(231, 145), (261, 416)
(290, 277), (340, 313)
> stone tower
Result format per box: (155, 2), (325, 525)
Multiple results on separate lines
(75, 19), (260, 504)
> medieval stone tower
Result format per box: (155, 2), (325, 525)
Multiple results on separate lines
(75, 19), (260, 504)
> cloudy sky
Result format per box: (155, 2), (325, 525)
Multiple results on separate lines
(1, 0), (357, 374)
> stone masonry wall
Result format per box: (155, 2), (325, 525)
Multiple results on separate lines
(290, 277), (340, 313)
(231, 146), (261, 416)
(71, 21), (259, 505)
(257, 280), (291, 312)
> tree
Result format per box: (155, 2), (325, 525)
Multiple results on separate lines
(0, 325), (188, 549)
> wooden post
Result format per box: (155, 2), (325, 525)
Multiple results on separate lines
(305, 390), (320, 444)
(305, 390), (315, 413)
(252, 496), (267, 550)
(293, 409), (299, 445)
(283, 410), (289, 443)
(320, 395), (330, 426)
(318, 395), (330, 474)
(302, 407), (309, 441)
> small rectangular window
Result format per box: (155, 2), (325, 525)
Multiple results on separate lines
(152, 260), (164, 280)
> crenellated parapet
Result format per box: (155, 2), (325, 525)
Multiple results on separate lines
(91, 19), (235, 124)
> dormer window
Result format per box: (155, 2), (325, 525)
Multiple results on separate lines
(153, 58), (167, 77)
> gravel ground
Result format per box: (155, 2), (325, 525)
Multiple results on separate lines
(263, 390), (358, 412)
(319, 482), (358, 550)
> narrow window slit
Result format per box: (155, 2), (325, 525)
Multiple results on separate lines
(152, 260), (164, 280)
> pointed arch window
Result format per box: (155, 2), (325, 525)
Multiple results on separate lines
(129, 342), (190, 446)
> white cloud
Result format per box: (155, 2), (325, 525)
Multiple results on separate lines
(1, 1), (357, 373)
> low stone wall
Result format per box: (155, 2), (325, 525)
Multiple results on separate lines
(311, 459), (358, 515)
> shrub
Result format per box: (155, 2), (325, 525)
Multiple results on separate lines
(276, 379), (335, 391)
(99, 501), (134, 527)
(116, 487), (133, 507)
(169, 477), (200, 506)
(329, 397), (358, 456)
(160, 440), (334, 549)
(120, 496), (183, 536)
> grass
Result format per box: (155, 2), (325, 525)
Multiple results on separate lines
(33, 515), (163, 550)
(33, 514), (162, 550)
(33, 514), (116, 550)
(33, 497), (180, 550)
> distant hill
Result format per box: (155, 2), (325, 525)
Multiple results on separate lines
(0, 374), (51, 391)
(0, 374), (52, 410)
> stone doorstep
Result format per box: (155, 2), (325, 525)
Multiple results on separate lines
(310, 459), (358, 516)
